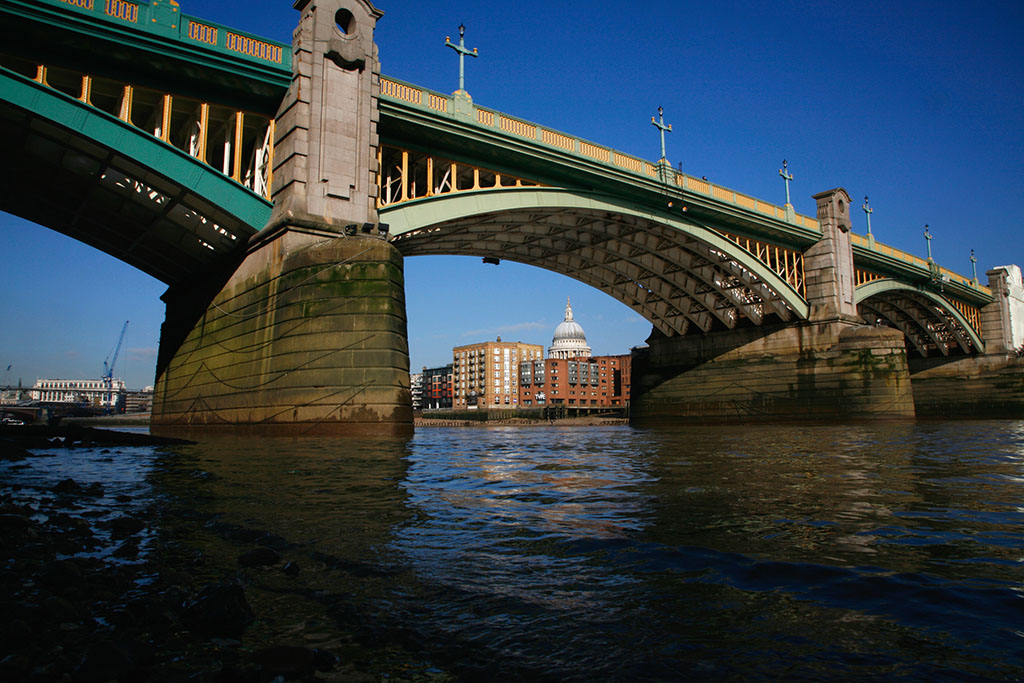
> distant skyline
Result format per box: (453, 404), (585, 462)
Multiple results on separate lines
(2, 0), (1022, 388)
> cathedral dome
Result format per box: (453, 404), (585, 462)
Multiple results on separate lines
(548, 298), (592, 359)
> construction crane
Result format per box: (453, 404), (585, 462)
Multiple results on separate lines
(103, 320), (129, 385)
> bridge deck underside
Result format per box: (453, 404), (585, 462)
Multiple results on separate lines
(392, 207), (800, 337)
(0, 97), (254, 286)
(858, 290), (977, 358)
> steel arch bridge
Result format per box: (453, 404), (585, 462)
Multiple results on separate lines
(373, 75), (992, 356)
(0, 0), (994, 360)
(383, 188), (809, 338)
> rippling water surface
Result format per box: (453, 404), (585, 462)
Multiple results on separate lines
(9, 421), (1024, 679)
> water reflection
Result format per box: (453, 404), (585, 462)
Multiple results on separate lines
(387, 423), (1024, 679)
(39, 420), (1022, 679)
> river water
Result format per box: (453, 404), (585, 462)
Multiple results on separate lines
(5, 420), (1024, 680)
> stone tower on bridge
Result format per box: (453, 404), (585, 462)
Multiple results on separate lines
(151, 0), (412, 435)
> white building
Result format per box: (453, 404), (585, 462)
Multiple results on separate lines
(31, 378), (126, 410)
(548, 298), (592, 359)
(410, 371), (423, 410)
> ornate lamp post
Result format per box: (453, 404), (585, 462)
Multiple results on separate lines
(778, 159), (793, 207)
(651, 106), (672, 162)
(862, 195), (875, 248)
(923, 224), (933, 262)
(445, 24), (477, 94)
(970, 249), (978, 284)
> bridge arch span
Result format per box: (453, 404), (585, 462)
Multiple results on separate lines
(854, 279), (983, 357)
(0, 68), (272, 287)
(382, 188), (810, 337)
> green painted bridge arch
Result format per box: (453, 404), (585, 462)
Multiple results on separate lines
(854, 279), (985, 357)
(381, 187), (810, 337)
(0, 66), (272, 287)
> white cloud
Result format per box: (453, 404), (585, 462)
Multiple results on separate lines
(127, 347), (158, 360)
(462, 320), (548, 337)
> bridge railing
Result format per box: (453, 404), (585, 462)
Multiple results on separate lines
(850, 233), (991, 296)
(379, 76), (821, 234)
(1, 58), (276, 202)
(24, 0), (291, 72)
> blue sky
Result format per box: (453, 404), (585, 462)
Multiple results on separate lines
(2, 0), (1022, 388)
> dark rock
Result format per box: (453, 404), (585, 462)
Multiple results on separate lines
(0, 513), (31, 533)
(313, 647), (340, 672)
(238, 547), (281, 568)
(0, 442), (29, 461)
(50, 512), (93, 536)
(83, 482), (105, 497)
(116, 636), (155, 669)
(251, 645), (316, 678)
(75, 640), (135, 683)
(54, 534), (96, 555)
(53, 478), (83, 495)
(182, 583), (254, 638)
(162, 568), (193, 588)
(113, 539), (139, 558)
(161, 585), (190, 610)
(44, 595), (81, 623)
(105, 515), (145, 537)
(16, 541), (54, 561)
(114, 494), (132, 503)
(105, 608), (137, 629)
(309, 550), (395, 577)
(212, 663), (261, 682)
(282, 561), (300, 577)
(205, 521), (289, 550)
(37, 558), (82, 587)
(0, 502), (27, 515)
(0, 653), (29, 680)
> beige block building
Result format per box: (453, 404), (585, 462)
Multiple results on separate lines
(452, 337), (544, 409)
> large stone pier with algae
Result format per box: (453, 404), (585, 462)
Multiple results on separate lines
(152, 232), (412, 436)
(152, 0), (412, 436)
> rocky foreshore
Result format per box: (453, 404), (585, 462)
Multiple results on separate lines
(0, 439), (457, 682)
(0, 423), (192, 449)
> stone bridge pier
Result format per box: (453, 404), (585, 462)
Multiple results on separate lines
(631, 188), (916, 422)
(151, 0), (412, 436)
(906, 265), (1024, 416)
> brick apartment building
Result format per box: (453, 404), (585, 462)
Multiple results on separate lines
(519, 354), (630, 408)
(452, 338), (544, 409)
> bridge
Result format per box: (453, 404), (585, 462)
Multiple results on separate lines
(1, 0), (1020, 433)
